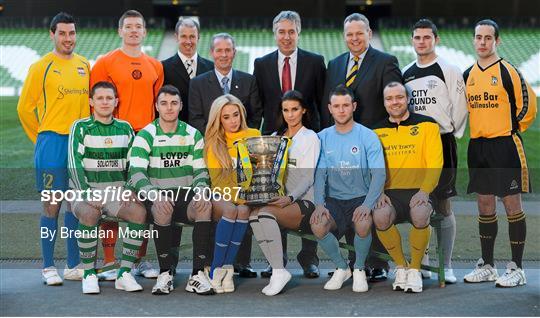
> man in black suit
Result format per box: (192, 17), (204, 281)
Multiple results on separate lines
(161, 18), (214, 123)
(253, 10), (325, 278)
(189, 33), (262, 134)
(323, 13), (403, 281)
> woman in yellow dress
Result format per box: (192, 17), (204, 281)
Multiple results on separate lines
(203, 94), (260, 293)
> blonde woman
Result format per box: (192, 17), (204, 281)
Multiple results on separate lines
(204, 94), (260, 293)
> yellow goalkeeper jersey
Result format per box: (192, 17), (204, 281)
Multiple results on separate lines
(17, 52), (90, 143)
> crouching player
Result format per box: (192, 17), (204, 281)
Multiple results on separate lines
(68, 81), (146, 294)
(372, 82), (443, 293)
(128, 85), (214, 295)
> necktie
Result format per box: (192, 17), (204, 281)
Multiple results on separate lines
(346, 56), (359, 87)
(222, 77), (230, 94)
(186, 59), (194, 79)
(282, 57), (292, 93)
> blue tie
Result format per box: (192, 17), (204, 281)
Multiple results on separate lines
(222, 77), (230, 94)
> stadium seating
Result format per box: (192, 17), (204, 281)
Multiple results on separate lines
(0, 28), (164, 94)
(2, 27), (538, 95)
(380, 28), (539, 90)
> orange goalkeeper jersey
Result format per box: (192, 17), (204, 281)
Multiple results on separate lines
(463, 59), (537, 139)
(90, 49), (164, 131)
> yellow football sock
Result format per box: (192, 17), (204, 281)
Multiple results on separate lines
(409, 225), (431, 270)
(377, 225), (407, 267)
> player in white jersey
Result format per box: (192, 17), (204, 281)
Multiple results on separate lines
(402, 19), (468, 284)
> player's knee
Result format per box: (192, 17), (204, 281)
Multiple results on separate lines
(78, 208), (101, 226)
(355, 217), (372, 238)
(42, 202), (61, 218)
(311, 221), (330, 239)
(221, 204), (238, 220)
(236, 206), (250, 220)
(477, 195), (496, 215)
(410, 205), (431, 228)
(373, 207), (393, 230)
(130, 203), (147, 224)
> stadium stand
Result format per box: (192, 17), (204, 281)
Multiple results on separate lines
(0, 28), (165, 95)
(380, 28), (540, 92)
(1, 27), (538, 95)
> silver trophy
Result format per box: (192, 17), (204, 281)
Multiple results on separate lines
(236, 136), (290, 206)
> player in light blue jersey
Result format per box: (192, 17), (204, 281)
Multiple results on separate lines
(311, 85), (386, 292)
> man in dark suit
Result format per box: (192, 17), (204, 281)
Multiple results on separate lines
(254, 11), (326, 134)
(189, 33), (262, 134)
(323, 13), (403, 282)
(253, 10), (325, 278)
(161, 18), (214, 123)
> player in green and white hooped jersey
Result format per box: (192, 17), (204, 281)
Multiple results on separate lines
(68, 81), (147, 294)
(128, 85), (214, 295)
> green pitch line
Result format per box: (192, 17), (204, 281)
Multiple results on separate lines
(0, 213), (538, 261)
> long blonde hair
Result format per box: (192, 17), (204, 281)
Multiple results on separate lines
(204, 94), (249, 176)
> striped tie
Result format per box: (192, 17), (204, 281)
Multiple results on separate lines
(186, 59), (194, 79)
(346, 56), (359, 87)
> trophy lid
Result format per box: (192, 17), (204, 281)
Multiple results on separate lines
(243, 136), (285, 155)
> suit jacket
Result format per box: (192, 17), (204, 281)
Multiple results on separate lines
(323, 46), (403, 128)
(188, 69), (263, 134)
(254, 48), (326, 134)
(161, 53), (214, 122)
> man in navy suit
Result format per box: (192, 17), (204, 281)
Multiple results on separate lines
(323, 13), (403, 281)
(253, 10), (325, 278)
(162, 18), (214, 123)
(189, 33), (262, 134)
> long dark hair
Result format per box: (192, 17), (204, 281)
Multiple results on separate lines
(276, 90), (312, 135)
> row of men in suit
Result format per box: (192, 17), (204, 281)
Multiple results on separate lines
(161, 11), (402, 280)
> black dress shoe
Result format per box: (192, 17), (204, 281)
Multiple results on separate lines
(303, 264), (320, 278)
(260, 264), (272, 278)
(234, 264), (257, 278)
(369, 268), (388, 282)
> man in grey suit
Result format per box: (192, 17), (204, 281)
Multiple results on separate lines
(162, 18), (214, 123)
(323, 13), (403, 281)
(189, 33), (262, 134)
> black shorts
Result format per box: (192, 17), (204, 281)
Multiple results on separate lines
(325, 196), (366, 239)
(385, 189), (433, 224)
(432, 133), (458, 201)
(295, 199), (316, 234)
(467, 135), (530, 197)
(144, 189), (195, 224)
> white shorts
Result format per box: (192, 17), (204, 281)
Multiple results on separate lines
(72, 187), (127, 217)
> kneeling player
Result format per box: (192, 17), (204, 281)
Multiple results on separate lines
(128, 85), (215, 295)
(68, 81), (146, 294)
(372, 82), (443, 293)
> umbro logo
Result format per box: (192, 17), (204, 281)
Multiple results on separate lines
(510, 180), (518, 190)
(405, 76), (415, 82)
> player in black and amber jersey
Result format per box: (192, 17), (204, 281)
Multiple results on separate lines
(463, 19), (537, 288)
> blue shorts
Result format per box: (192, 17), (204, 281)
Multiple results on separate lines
(326, 196), (366, 239)
(35, 131), (69, 192)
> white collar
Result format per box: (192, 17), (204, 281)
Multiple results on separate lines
(177, 51), (198, 65)
(278, 48), (298, 64)
(214, 68), (233, 83)
(349, 48), (368, 62)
